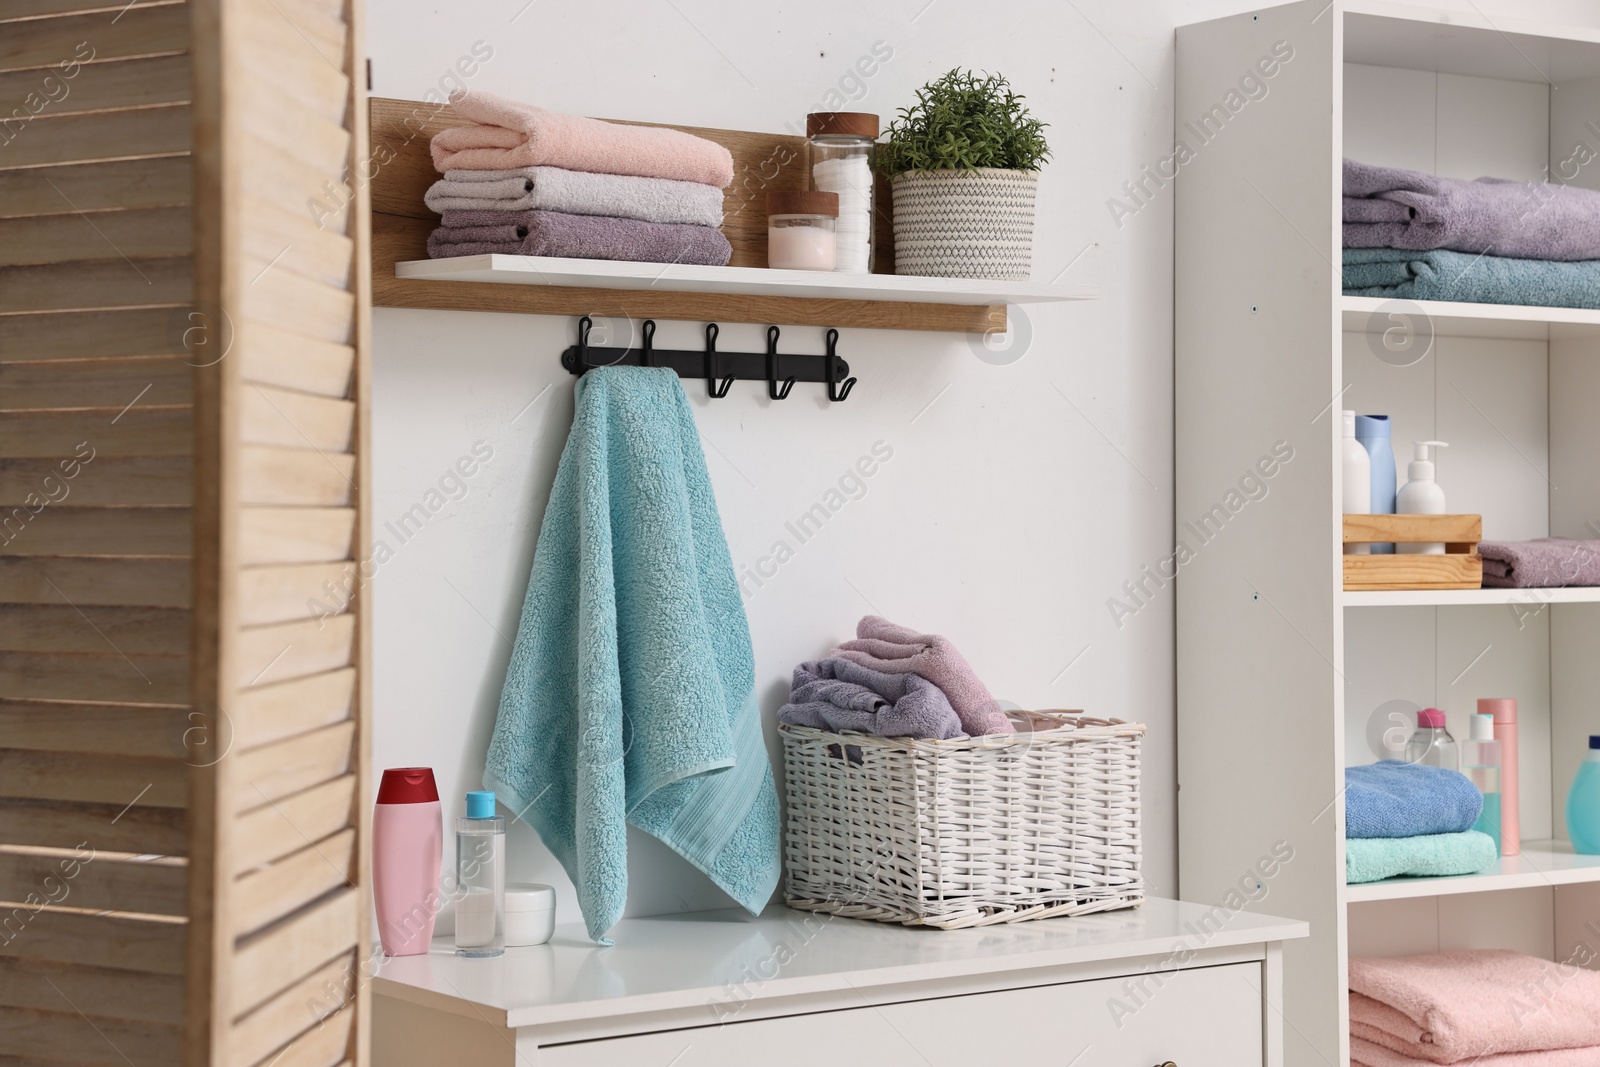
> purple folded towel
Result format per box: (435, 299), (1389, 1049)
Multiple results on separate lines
(427, 208), (731, 265)
(778, 658), (963, 740)
(1480, 539), (1600, 588)
(831, 615), (1013, 736)
(1344, 158), (1600, 261)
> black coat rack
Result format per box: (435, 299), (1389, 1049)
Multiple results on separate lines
(561, 317), (856, 402)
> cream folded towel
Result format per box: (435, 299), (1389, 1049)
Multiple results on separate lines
(425, 166), (724, 227)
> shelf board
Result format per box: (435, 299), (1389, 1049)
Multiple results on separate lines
(1343, 587), (1600, 607)
(1344, 0), (1600, 83)
(1346, 840), (1600, 902)
(1342, 295), (1600, 340)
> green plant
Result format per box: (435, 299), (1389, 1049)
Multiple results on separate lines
(877, 69), (1051, 177)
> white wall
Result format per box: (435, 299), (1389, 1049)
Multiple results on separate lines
(365, 0), (1595, 931)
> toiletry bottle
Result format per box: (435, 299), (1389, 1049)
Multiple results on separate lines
(1397, 441), (1449, 554)
(373, 767), (443, 956)
(1483, 698), (1520, 856)
(1405, 707), (1459, 771)
(1356, 415), (1397, 553)
(1342, 410), (1372, 556)
(1567, 737), (1600, 855)
(455, 790), (505, 958)
(1463, 714), (1502, 855)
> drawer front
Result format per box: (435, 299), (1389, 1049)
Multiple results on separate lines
(541, 961), (1264, 1067)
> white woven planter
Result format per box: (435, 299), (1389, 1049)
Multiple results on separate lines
(781, 711), (1144, 929)
(890, 168), (1039, 280)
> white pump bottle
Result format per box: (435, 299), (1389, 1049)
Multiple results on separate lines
(1397, 440), (1448, 554)
(1342, 410), (1371, 556)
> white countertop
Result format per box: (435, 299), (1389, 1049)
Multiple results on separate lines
(372, 899), (1308, 1031)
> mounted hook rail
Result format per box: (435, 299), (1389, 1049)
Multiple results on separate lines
(561, 317), (855, 402)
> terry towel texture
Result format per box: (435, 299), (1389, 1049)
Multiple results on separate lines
(1345, 761), (1483, 839)
(425, 166), (725, 226)
(427, 209), (732, 265)
(1343, 158), (1600, 261)
(1350, 1034), (1600, 1066)
(1480, 539), (1600, 589)
(1349, 950), (1600, 1062)
(831, 615), (1013, 736)
(484, 367), (780, 943)
(1343, 248), (1600, 309)
(778, 658), (964, 739)
(432, 89), (734, 186)
(1345, 831), (1497, 884)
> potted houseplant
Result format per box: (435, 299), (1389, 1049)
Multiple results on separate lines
(878, 69), (1050, 280)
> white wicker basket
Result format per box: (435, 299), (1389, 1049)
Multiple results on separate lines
(890, 168), (1039, 280)
(781, 710), (1144, 929)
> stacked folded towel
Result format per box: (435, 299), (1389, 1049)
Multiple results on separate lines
(1350, 951), (1600, 1065)
(1480, 539), (1600, 589)
(1344, 761), (1496, 883)
(426, 89), (733, 265)
(1342, 158), (1600, 308)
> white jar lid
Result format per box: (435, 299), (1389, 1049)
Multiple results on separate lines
(505, 882), (556, 913)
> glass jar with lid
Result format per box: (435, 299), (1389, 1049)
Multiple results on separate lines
(807, 112), (878, 273)
(766, 190), (838, 271)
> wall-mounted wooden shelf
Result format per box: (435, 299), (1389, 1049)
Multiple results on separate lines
(369, 98), (1096, 332)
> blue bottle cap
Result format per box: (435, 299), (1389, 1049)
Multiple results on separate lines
(1355, 414), (1391, 437)
(466, 790), (496, 818)
(1590, 736), (1600, 750)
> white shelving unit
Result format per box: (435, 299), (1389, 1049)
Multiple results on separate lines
(1177, 3), (1600, 1065)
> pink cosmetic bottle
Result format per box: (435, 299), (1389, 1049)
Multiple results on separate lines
(1481, 699), (1519, 857)
(374, 767), (443, 956)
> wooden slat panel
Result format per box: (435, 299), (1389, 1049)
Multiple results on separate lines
(240, 386), (354, 452)
(236, 321), (353, 397)
(0, 1004), (181, 1065)
(238, 16), (348, 125)
(232, 828), (354, 938)
(0, 908), (185, 974)
(241, 80), (351, 182)
(232, 775), (354, 873)
(229, 954), (352, 1067)
(241, 1003), (352, 1067)
(246, 0), (347, 62)
(0, 157), (190, 221)
(242, 195), (354, 289)
(0, 103), (190, 170)
(0, 955), (185, 1024)
(0, 256), (191, 313)
(231, 887), (356, 1015)
(240, 507), (354, 564)
(241, 133), (349, 236)
(0, 797), (184, 855)
(238, 561), (351, 626)
(233, 721), (354, 812)
(1342, 513), (1483, 543)
(0, 456), (191, 506)
(0, 506), (190, 556)
(0, 557), (190, 606)
(241, 262), (355, 344)
(237, 614), (354, 687)
(0, 306), (184, 361)
(239, 446), (353, 506)
(0, 406), (191, 457)
(0, 650), (186, 702)
(0, 700), (187, 756)
(235, 667), (354, 751)
(0, 206), (191, 267)
(0, 848), (184, 916)
(0, 53), (190, 119)
(0, 4), (188, 75)
(0, 604), (187, 654)
(0, 0), (135, 17)
(0, 354), (190, 409)
(0, 749), (184, 805)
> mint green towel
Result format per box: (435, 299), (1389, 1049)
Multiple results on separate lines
(485, 367), (780, 943)
(1345, 831), (1498, 885)
(1344, 248), (1600, 308)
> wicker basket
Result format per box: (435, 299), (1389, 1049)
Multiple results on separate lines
(781, 710), (1144, 929)
(890, 168), (1039, 280)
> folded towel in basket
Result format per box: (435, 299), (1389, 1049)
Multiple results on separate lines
(1345, 831), (1497, 884)
(778, 658), (964, 740)
(425, 166), (725, 227)
(1480, 539), (1600, 588)
(830, 615), (1013, 736)
(427, 209), (732, 265)
(1344, 761), (1483, 839)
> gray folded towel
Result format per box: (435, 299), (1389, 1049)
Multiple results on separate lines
(427, 209), (732, 265)
(425, 166), (725, 227)
(778, 658), (964, 740)
(1480, 539), (1600, 588)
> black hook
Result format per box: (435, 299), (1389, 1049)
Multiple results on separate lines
(704, 323), (734, 398)
(765, 326), (795, 400)
(574, 315), (593, 372)
(824, 328), (855, 403)
(640, 319), (657, 368)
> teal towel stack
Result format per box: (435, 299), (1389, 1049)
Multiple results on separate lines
(485, 366), (781, 943)
(1343, 761), (1497, 884)
(1343, 247), (1600, 309)
(1346, 832), (1499, 884)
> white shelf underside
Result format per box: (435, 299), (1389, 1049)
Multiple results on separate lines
(1346, 840), (1600, 901)
(1343, 587), (1600, 607)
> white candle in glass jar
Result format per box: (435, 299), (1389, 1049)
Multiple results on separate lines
(768, 216), (838, 271)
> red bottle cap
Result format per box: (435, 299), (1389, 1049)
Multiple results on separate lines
(377, 767), (439, 804)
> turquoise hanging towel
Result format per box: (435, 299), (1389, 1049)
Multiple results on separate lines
(485, 366), (780, 943)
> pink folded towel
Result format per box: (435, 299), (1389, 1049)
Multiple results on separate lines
(1349, 951), (1600, 1062)
(1351, 1034), (1600, 1066)
(831, 616), (1013, 736)
(430, 89), (734, 187)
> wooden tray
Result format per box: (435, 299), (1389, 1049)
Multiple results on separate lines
(1342, 514), (1483, 590)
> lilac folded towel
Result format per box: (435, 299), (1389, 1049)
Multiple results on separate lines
(831, 616), (1013, 736)
(1344, 158), (1600, 260)
(425, 166), (725, 227)
(1479, 539), (1600, 588)
(427, 209), (732, 266)
(778, 658), (964, 740)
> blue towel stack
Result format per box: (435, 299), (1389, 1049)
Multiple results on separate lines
(1344, 761), (1496, 884)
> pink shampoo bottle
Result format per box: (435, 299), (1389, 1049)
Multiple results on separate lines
(374, 767), (443, 956)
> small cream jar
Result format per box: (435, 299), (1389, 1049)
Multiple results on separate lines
(504, 883), (556, 947)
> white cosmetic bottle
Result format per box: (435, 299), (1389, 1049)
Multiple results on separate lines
(1397, 440), (1448, 554)
(1342, 410), (1371, 555)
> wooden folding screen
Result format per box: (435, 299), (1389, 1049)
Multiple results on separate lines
(0, 0), (372, 1063)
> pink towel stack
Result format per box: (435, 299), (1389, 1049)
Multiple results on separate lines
(1350, 951), (1600, 1066)
(425, 89), (734, 265)
(828, 615), (1014, 737)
